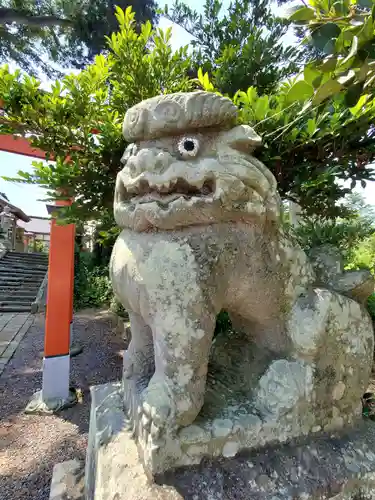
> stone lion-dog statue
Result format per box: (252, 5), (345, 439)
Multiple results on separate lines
(110, 91), (374, 475)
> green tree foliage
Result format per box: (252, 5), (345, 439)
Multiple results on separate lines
(367, 293), (375, 320)
(1, 7), (194, 225)
(348, 233), (375, 270)
(164, 0), (300, 96)
(287, 0), (375, 106)
(73, 248), (113, 309)
(191, 0), (375, 216)
(289, 215), (374, 263)
(344, 193), (375, 271)
(344, 191), (375, 223)
(290, 192), (375, 271)
(0, 0), (157, 77)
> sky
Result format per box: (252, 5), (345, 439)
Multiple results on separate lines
(0, 0), (374, 217)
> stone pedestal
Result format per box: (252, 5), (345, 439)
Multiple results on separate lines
(120, 324), (369, 478)
(82, 382), (375, 500)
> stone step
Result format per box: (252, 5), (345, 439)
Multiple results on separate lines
(0, 299), (35, 307)
(0, 274), (44, 280)
(6, 252), (48, 259)
(2, 265), (47, 273)
(0, 286), (38, 293)
(0, 267), (47, 276)
(3, 260), (48, 267)
(0, 279), (41, 285)
(0, 285), (40, 293)
(0, 294), (38, 301)
(0, 292), (41, 299)
(0, 252), (47, 312)
(5, 259), (48, 265)
(4, 253), (48, 260)
(0, 304), (32, 312)
(3, 261), (48, 269)
(0, 293), (39, 300)
(2, 254), (47, 262)
(0, 283), (40, 290)
(3, 263), (48, 269)
(0, 300), (33, 308)
(0, 280), (43, 288)
(0, 264), (47, 271)
(2, 269), (47, 276)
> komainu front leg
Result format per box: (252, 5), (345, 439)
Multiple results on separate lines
(141, 307), (217, 436)
(123, 312), (154, 390)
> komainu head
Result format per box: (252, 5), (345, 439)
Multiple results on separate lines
(114, 91), (281, 231)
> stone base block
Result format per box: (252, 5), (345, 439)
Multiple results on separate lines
(49, 459), (84, 500)
(85, 382), (375, 500)
(122, 368), (363, 477)
(25, 388), (78, 415)
(85, 382), (180, 500)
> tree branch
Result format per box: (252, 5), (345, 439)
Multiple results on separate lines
(0, 8), (73, 27)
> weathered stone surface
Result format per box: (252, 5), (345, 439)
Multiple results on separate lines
(31, 272), (48, 313)
(308, 244), (374, 304)
(122, 91), (238, 142)
(85, 382), (375, 500)
(109, 91), (374, 476)
(85, 382), (183, 500)
(25, 388), (77, 415)
(49, 459), (84, 500)
(0, 241), (7, 259)
(85, 383), (125, 500)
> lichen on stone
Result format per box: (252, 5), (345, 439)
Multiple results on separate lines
(109, 91), (375, 476)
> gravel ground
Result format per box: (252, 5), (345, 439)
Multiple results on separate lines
(0, 309), (124, 500)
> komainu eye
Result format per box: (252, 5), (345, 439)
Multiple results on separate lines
(177, 137), (200, 159)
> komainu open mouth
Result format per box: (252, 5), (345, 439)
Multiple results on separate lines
(124, 177), (215, 205)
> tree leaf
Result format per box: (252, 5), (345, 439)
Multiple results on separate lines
(115, 6), (126, 26)
(323, 39), (336, 55)
(287, 81), (314, 102)
(289, 7), (315, 21)
(333, 0), (349, 16)
(247, 87), (258, 104)
(307, 118), (317, 136)
(342, 36), (358, 65)
(349, 93), (370, 115)
(311, 23), (341, 52)
(345, 83), (364, 107)
(254, 95), (269, 121)
(337, 69), (355, 86)
(320, 56), (337, 72)
(304, 65), (321, 86)
(312, 79), (342, 104)
(356, 61), (370, 82)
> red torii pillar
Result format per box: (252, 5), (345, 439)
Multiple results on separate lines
(42, 198), (75, 402)
(0, 134), (75, 407)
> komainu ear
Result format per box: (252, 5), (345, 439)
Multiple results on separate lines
(219, 125), (262, 153)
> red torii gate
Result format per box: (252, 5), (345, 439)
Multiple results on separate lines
(0, 134), (75, 409)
